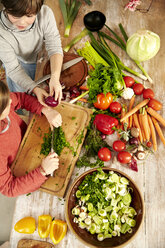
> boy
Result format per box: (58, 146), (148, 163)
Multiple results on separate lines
(0, 0), (63, 106)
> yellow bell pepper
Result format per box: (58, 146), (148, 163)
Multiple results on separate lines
(50, 219), (67, 244)
(38, 214), (52, 238)
(14, 216), (36, 234)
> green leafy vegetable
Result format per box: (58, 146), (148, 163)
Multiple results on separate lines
(87, 63), (124, 103)
(40, 127), (72, 156)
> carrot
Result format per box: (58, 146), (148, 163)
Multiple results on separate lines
(148, 115), (157, 151)
(76, 98), (88, 103)
(140, 109), (150, 141)
(138, 113), (146, 142)
(121, 105), (128, 129)
(151, 116), (165, 146)
(133, 113), (143, 143)
(147, 107), (165, 127)
(128, 95), (135, 128)
(79, 85), (89, 91)
(120, 99), (149, 123)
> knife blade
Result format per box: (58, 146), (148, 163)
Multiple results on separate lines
(35, 56), (84, 86)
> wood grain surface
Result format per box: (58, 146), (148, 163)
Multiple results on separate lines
(10, 0), (165, 248)
(17, 239), (54, 248)
(11, 102), (92, 197)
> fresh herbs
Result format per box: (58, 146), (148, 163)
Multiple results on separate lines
(40, 127), (72, 156)
(87, 63), (124, 103)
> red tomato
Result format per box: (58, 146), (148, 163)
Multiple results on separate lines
(98, 147), (111, 161)
(146, 141), (152, 148)
(132, 83), (144, 95)
(109, 102), (122, 114)
(143, 88), (155, 99)
(148, 99), (162, 111)
(94, 93), (113, 110)
(113, 140), (126, 152)
(123, 76), (135, 88)
(117, 151), (132, 164)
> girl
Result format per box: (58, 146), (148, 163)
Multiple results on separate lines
(0, 0), (63, 106)
(0, 80), (62, 197)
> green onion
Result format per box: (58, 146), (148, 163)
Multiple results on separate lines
(59, 0), (82, 37)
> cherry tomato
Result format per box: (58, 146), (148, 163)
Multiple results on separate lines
(113, 140), (126, 152)
(109, 102), (122, 114)
(94, 93), (113, 110)
(143, 88), (155, 99)
(146, 141), (152, 148)
(98, 147), (111, 161)
(132, 83), (144, 95)
(123, 76), (135, 88)
(117, 151), (132, 164)
(148, 98), (162, 111)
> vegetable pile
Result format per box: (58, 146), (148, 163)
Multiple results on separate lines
(72, 169), (137, 241)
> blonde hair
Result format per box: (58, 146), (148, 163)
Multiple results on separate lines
(0, 81), (10, 115)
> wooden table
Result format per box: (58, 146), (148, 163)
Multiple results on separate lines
(10, 0), (165, 247)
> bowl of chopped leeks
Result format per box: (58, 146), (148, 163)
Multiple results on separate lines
(65, 168), (144, 248)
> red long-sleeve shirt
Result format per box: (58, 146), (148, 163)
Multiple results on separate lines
(0, 92), (47, 197)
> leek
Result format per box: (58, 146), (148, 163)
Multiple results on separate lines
(59, 0), (82, 37)
(63, 28), (89, 52)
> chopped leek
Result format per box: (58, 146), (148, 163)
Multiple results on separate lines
(71, 169), (137, 241)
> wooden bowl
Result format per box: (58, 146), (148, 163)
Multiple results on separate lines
(65, 168), (144, 248)
(43, 53), (88, 90)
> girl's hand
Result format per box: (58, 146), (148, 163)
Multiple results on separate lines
(33, 87), (49, 107)
(40, 152), (59, 176)
(49, 76), (62, 104)
(42, 107), (62, 129)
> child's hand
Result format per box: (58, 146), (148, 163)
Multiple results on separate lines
(40, 152), (59, 176)
(33, 87), (49, 107)
(49, 78), (62, 104)
(42, 107), (62, 129)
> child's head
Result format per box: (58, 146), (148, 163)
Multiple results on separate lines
(0, 81), (11, 120)
(1, 0), (44, 17)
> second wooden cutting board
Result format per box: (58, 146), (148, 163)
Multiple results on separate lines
(11, 102), (92, 197)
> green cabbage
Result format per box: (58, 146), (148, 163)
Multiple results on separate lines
(126, 30), (160, 62)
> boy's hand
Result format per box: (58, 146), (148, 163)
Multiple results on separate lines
(49, 77), (62, 104)
(33, 87), (49, 107)
(42, 107), (62, 129)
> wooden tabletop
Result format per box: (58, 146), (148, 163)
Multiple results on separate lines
(10, 0), (165, 247)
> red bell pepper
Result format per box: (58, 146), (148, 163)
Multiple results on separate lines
(94, 114), (118, 135)
(94, 93), (113, 110)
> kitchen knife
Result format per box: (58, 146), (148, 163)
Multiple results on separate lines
(35, 56), (84, 86)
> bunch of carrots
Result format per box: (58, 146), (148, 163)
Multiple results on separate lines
(120, 97), (165, 152)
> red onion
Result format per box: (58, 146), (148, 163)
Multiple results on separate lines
(45, 96), (59, 107)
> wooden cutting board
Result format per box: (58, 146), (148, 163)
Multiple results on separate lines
(11, 102), (92, 197)
(17, 239), (54, 248)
